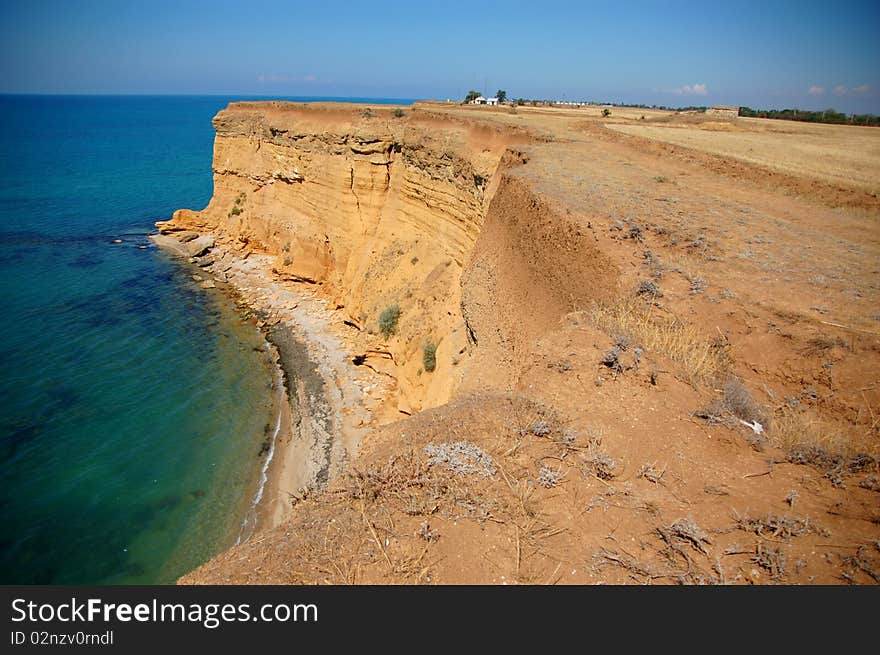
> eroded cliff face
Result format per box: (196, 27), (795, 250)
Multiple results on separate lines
(160, 102), (617, 412)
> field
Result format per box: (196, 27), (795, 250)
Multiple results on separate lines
(608, 117), (880, 194)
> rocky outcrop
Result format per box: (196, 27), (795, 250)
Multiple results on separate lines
(184, 235), (214, 258)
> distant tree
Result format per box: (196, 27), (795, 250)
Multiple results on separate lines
(737, 105), (877, 126)
(464, 90), (481, 104)
(602, 108), (611, 117)
(515, 98), (526, 106)
(496, 89), (507, 103)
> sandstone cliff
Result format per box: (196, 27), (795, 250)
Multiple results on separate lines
(160, 102), (617, 413)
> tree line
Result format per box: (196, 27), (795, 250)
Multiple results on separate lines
(458, 92), (879, 126)
(738, 106), (879, 126)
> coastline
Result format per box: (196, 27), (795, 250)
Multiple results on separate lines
(151, 232), (387, 541)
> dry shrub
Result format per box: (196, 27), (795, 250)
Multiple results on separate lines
(801, 335), (848, 356)
(588, 298), (730, 384)
(424, 442), (497, 477)
(733, 512), (824, 540)
(661, 517), (712, 554)
(700, 379), (769, 437)
(581, 428), (620, 480)
(751, 543), (787, 579)
(537, 465), (563, 488)
(783, 438), (878, 488)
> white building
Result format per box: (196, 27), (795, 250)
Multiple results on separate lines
(471, 96), (499, 106)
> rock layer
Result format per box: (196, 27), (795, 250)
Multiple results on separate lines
(160, 102), (615, 412)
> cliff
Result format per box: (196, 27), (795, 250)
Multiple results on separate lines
(159, 102), (617, 413)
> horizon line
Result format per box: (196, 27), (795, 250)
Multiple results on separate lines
(0, 93), (876, 115)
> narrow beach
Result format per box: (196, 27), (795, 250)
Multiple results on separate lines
(151, 233), (388, 538)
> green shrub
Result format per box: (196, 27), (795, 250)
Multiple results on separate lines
(423, 342), (437, 372)
(602, 108), (611, 117)
(228, 192), (246, 217)
(392, 107), (405, 118)
(378, 304), (401, 338)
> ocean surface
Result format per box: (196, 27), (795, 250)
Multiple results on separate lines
(0, 94), (414, 584)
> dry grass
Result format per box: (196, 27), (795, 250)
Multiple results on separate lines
(588, 298), (730, 384)
(771, 406), (868, 457)
(608, 121), (880, 194)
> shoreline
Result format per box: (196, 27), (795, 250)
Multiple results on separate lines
(233, 333), (286, 544)
(151, 232), (387, 540)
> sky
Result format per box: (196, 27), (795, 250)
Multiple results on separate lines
(1, 0), (878, 112)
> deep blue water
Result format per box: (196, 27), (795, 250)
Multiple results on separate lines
(0, 95), (414, 584)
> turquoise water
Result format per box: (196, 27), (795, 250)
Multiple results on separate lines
(0, 94), (414, 584)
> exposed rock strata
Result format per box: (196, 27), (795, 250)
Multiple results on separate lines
(159, 102), (617, 413)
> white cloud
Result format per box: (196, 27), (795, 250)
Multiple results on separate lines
(667, 83), (708, 96)
(257, 73), (320, 83)
(822, 84), (873, 97)
(257, 73), (292, 83)
(683, 83), (708, 96)
(808, 85), (825, 95)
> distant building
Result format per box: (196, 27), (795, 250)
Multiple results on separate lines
(705, 105), (739, 119)
(471, 96), (499, 106)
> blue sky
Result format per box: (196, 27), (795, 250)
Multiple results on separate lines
(1, 0), (878, 112)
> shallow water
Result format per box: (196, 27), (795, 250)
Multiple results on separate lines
(0, 94), (412, 584)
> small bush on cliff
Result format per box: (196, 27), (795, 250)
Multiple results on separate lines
(228, 192), (246, 217)
(392, 107), (406, 118)
(423, 342), (437, 372)
(378, 304), (401, 339)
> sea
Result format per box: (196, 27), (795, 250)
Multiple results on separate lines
(0, 94), (414, 584)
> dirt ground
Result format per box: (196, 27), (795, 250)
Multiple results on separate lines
(180, 103), (880, 585)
